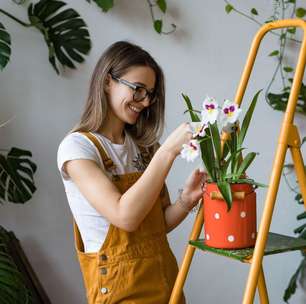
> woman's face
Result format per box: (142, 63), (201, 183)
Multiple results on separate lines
(106, 65), (156, 125)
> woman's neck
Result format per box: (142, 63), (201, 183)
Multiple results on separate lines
(98, 117), (126, 144)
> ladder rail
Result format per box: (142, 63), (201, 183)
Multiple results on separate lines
(240, 19), (306, 304)
(169, 19), (306, 304)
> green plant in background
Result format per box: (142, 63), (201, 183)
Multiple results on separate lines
(224, 1), (306, 301)
(0, 0), (91, 74)
(0, 119), (37, 303)
(180, 90), (265, 210)
(0, 0), (176, 74)
(86, 0), (176, 34)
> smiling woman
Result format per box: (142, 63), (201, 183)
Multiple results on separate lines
(57, 41), (206, 303)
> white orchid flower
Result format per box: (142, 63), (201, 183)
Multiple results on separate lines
(201, 97), (219, 124)
(190, 122), (208, 138)
(221, 100), (242, 127)
(180, 139), (200, 162)
(222, 122), (237, 133)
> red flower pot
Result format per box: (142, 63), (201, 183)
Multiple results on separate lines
(203, 183), (257, 249)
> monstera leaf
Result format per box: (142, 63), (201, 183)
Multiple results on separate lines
(28, 0), (91, 74)
(0, 227), (31, 304)
(0, 22), (11, 70)
(0, 148), (37, 204)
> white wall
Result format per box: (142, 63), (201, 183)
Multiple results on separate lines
(1, 0), (306, 303)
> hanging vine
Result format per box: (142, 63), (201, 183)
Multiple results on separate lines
(0, 0), (176, 74)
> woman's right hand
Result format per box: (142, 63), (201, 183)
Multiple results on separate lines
(160, 123), (193, 158)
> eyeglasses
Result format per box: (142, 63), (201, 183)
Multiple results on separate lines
(110, 74), (156, 105)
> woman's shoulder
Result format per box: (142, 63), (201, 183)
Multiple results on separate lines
(58, 132), (94, 152)
(57, 132), (102, 179)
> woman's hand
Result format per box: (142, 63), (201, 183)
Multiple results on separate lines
(180, 169), (208, 211)
(160, 123), (193, 158)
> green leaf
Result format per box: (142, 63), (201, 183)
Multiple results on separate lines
(302, 136), (306, 146)
(287, 27), (296, 34)
(269, 50), (279, 57)
(238, 89), (262, 147)
(284, 66), (294, 73)
(156, 0), (167, 13)
(181, 94), (200, 122)
(236, 152), (257, 178)
(294, 223), (306, 234)
(94, 0), (114, 12)
(296, 7), (306, 18)
(0, 22), (11, 71)
(283, 259), (304, 302)
(154, 19), (163, 34)
(28, 0), (91, 74)
(297, 211), (306, 220)
(0, 147), (37, 204)
(225, 4), (234, 14)
(217, 181), (232, 210)
(209, 122), (222, 165)
(251, 8), (258, 15)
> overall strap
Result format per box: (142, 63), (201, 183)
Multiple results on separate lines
(79, 131), (116, 171)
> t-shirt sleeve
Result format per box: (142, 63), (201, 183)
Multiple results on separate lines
(57, 132), (103, 181)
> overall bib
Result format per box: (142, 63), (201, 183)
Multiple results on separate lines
(73, 132), (186, 304)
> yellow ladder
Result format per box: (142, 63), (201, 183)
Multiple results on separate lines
(169, 19), (306, 304)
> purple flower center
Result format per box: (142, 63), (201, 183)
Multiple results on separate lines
(189, 142), (197, 150)
(223, 105), (236, 115)
(205, 104), (215, 110)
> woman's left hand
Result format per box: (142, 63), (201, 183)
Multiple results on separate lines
(180, 169), (208, 211)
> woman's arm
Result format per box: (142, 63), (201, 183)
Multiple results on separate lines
(162, 169), (207, 233)
(66, 147), (175, 232)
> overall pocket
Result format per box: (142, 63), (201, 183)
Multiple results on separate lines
(108, 254), (169, 304)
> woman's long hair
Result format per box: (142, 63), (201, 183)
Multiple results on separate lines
(70, 41), (165, 147)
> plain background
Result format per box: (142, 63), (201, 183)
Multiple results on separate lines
(1, 0), (306, 303)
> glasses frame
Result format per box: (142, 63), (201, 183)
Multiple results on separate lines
(110, 74), (156, 105)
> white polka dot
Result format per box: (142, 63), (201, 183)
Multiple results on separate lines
(240, 211), (247, 218)
(214, 213), (220, 219)
(206, 234), (210, 240)
(228, 235), (235, 242)
(251, 232), (256, 239)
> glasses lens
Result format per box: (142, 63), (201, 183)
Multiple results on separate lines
(134, 87), (147, 102)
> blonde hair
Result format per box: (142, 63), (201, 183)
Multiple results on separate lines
(70, 41), (165, 147)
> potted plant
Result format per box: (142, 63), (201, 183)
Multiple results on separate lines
(180, 90), (265, 249)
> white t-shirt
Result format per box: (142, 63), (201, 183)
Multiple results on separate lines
(57, 131), (144, 253)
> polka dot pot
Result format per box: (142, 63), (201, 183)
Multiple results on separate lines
(203, 183), (257, 249)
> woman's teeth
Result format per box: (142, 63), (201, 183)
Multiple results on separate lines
(128, 104), (141, 113)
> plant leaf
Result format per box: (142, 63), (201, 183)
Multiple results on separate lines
(283, 259), (305, 302)
(269, 50), (279, 57)
(154, 19), (163, 34)
(0, 148), (37, 204)
(94, 0), (114, 12)
(236, 152), (257, 178)
(296, 7), (306, 18)
(217, 181), (232, 210)
(0, 22), (11, 71)
(182, 94), (200, 122)
(225, 4), (234, 14)
(28, 0), (91, 74)
(284, 66), (294, 73)
(251, 8), (258, 15)
(209, 122), (221, 165)
(238, 89), (262, 147)
(156, 0), (167, 13)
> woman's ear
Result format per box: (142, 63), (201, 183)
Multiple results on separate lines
(104, 74), (112, 93)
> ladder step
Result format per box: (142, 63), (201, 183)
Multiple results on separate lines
(189, 232), (306, 262)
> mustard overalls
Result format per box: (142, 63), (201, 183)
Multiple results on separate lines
(73, 132), (186, 304)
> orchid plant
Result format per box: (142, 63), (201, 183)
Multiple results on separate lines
(180, 90), (265, 210)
